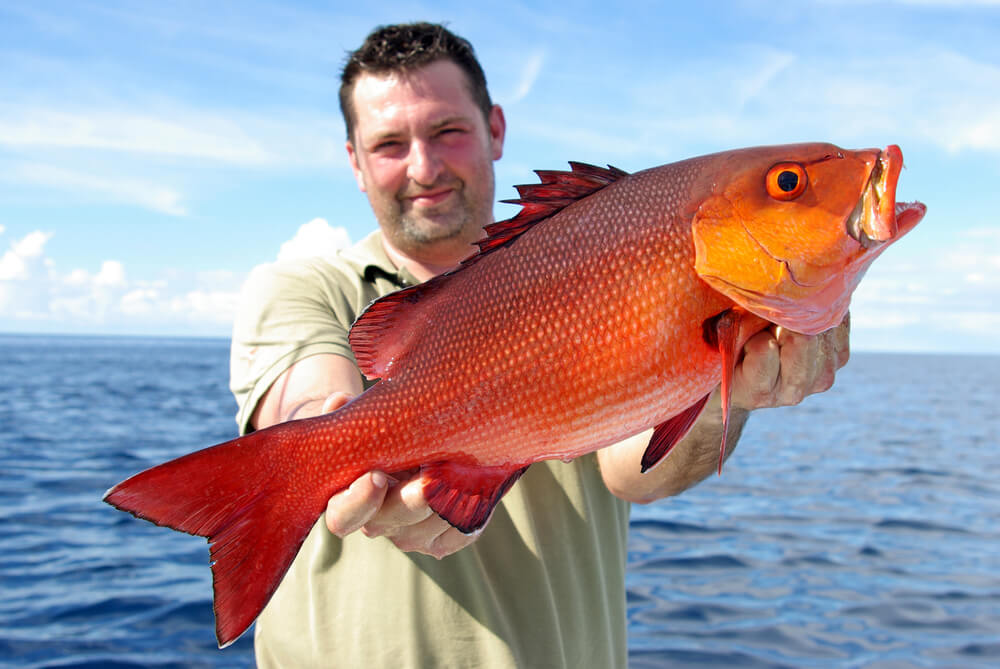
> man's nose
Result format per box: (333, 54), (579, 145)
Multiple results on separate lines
(406, 140), (443, 186)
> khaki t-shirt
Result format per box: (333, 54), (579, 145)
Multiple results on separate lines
(230, 231), (632, 668)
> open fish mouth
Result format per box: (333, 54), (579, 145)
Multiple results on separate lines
(847, 145), (902, 249)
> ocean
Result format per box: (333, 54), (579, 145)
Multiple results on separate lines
(1, 334), (998, 668)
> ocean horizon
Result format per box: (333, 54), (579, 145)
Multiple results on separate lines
(2, 334), (998, 667)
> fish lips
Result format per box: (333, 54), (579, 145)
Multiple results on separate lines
(847, 145), (925, 249)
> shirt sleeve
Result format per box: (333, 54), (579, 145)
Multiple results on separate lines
(228, 259), (359, 435)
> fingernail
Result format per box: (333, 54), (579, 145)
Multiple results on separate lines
(371, 472), (398, 488)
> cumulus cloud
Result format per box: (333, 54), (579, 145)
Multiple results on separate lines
(0, 230), (53, 281)
(277, 218), (351, 262)
(0, 230), (54, 318)
(0, 220), (352, 335)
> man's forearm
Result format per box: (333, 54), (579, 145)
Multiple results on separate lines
(598, 390), (749, 504)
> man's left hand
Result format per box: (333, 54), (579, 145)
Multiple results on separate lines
(731, 313), (851, 411)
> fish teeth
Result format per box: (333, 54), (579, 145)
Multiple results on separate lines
(846, 190), (877, 249)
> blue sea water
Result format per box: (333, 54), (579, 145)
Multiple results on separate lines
(1, 334), (998, 668)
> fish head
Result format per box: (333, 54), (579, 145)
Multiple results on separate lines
(692, 143), (926, 335)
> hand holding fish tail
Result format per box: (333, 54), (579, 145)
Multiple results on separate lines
(327, 466), (482, 560)
(319, 391), (484, 559)
(732, 314), (851, 410)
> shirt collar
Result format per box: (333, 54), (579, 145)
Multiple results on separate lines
(339, 230), (419, 288)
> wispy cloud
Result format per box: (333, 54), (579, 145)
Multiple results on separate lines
(507, 51), (546, 104)
(0, 109), (271, 163)
(850, 227), (1000, 352)
(0, 106), (340, 166)
(512, 45), (1000, 162)
(9, 163), (186, 216)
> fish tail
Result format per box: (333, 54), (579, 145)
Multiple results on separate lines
(103, 419), (339, 648)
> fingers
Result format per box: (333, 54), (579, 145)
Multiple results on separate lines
(731, 314), (851, 410)
(731, 328), (781, 409)
(773, 327), (828, 405)
(375, 513), (482, 560)
(325, 471), (392, 537)
(360, 477), (433, 536)
(325, 471), (484, 560)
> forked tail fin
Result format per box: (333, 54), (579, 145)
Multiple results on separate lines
(103, 419), (336, 647)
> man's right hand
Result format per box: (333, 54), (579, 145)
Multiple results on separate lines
(319, 391), (486, 560)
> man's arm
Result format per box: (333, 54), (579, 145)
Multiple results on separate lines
(598, 318), (850, 503)
(252, 353), (478, 559)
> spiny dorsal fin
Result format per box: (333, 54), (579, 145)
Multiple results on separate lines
(349, 162), (629, 380)
(482, 162), (629, 253)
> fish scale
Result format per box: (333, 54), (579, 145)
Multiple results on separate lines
(104, 142), (925, 647)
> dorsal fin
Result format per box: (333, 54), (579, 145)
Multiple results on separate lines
(482, 162), (628, 253)
(349, 162), (629, 380)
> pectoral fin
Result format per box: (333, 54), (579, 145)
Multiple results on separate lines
(640, 393), (711, 473)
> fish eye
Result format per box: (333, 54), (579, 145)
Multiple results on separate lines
(765, 162), (808, 200)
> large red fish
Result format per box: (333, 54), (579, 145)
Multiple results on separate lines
(105, 143), (925, 647)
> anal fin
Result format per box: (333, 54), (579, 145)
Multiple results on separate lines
(421, 461), (529, 534)
(641, 393), (711, 473)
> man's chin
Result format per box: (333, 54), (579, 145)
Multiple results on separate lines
(401, 216), (469, 245)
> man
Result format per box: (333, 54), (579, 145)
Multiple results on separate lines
(230, 22), (848, 668)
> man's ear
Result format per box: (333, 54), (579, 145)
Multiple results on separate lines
(488, 105), (506, 161)
(346, 141), (367, 193)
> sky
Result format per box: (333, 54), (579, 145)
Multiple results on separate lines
(0, 1), (997, 353)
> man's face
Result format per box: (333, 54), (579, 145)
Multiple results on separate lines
(346, 60), (505, 261)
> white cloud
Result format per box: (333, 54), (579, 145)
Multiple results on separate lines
(277, 218), (351, 261)
(10, 163), (186, 216)
(849, 227), (1000, 352)
(169, 289), (242, 322)
(0, 105), (343, 215)
(0, 230), (53, 280)
(0, 105), (340, 167)
(515, 45), (1000, 162)
(507, 51), (546, 104)
(94, 260), (126, 287)
(0, 220), (352, 335)
(0, 230), (55, 316)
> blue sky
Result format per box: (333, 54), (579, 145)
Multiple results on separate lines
(0, 1), (997, 353)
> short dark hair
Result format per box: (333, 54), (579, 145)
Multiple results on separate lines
(339, 22), (493, 141)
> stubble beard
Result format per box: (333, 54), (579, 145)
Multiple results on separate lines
(395, 172), (494, 250)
